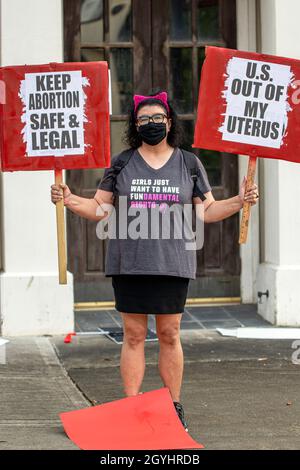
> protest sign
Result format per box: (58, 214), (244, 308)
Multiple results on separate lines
(194, 47), (300, 242)
(0, 61), (110, 282)
(21, 71), (87, 157)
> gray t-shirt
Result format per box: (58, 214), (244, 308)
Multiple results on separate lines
(97, 147), (212, 279)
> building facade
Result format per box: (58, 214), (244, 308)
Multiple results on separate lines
(0, 0), (299, 335)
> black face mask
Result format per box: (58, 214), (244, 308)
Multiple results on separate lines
(137, 122), (167, 146)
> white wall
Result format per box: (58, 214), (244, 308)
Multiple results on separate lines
(257, 0), (300, 325)
(0, 0), (74, 335)
(236, 0), (260, 304)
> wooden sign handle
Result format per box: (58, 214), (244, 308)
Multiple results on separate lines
(239, 156), (257, 244)
(55, 169), (67, 284)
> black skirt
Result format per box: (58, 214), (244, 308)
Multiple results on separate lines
(112, 274), (190, 314)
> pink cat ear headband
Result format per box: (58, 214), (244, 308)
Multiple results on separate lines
(133, 91), (170, 115)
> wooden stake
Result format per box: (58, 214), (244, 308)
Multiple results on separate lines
(55, 169), (67, 284)
(239, 156), (257, 244)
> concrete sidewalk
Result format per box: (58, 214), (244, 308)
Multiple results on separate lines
(0, 331), (300, 450)
(0, 336), (88, 450)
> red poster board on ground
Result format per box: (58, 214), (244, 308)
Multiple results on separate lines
(193, 47), (300, 243)
(0, 61), (110, 282)
(60, 387), (204, 450)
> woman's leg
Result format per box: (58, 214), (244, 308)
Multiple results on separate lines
(120, 312), (148, 397)
(155, 313), (183, 402)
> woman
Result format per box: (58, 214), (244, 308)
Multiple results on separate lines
(51, 91), (259, 432)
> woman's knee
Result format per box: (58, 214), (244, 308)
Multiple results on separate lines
(122, 314), (148, 347)
(157, 324), (181, 346)
(124, 327), (147, 347)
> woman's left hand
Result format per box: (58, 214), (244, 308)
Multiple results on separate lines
(238, 176), (259, 207)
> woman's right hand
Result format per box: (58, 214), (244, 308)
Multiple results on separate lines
(51, 183), (72, 205)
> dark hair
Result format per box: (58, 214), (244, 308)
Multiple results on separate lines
(123, 92), (184, 149)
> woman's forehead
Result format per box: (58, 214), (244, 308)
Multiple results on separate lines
(136, 104), (167, 117)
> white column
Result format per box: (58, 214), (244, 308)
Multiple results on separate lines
(0, 0), (74, 335)
(236, 0), (260, 303)
(257, 0), (300, 325)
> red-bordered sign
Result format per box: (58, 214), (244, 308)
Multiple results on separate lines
(193, 46), (300, 164)
(0, 61), (110, 171)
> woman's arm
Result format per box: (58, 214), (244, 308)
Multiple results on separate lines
(193, 177), (259, 223)
(51, 184), (114, 222)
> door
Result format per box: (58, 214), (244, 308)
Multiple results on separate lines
(64, 0), (240, 302)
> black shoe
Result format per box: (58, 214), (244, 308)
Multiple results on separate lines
(173, 401), (189, 432)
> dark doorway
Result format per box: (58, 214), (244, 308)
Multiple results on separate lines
(64, 0), (240, 302)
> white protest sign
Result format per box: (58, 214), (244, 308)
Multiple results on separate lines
(219, 57), (293, 149)
(19, 71), (89, 156)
